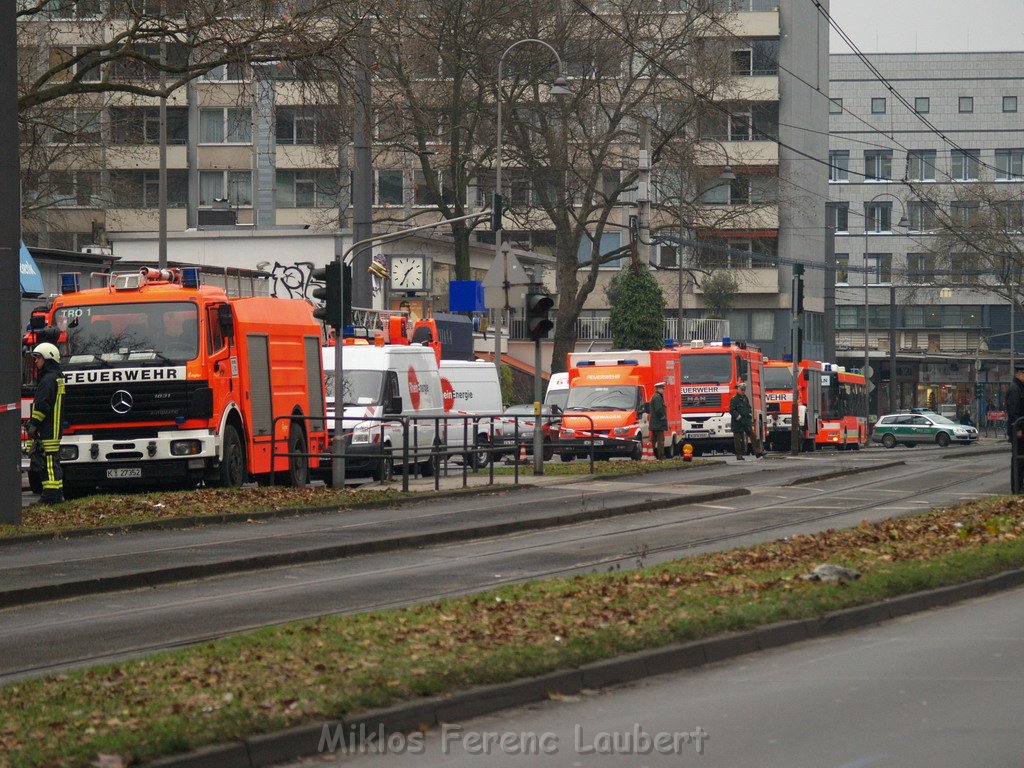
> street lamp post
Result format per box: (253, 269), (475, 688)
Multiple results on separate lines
(862, 192), (907, 424)
(493, 39), (569, 386)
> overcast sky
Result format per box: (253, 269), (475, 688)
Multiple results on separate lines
(829, 0), (1024, 53)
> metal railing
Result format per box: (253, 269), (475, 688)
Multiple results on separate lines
(505, 317), (729, 343)
(269, 412), (611, 489)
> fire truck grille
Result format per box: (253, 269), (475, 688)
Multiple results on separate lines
(63, 381), (196, 425)
(682, 394), (723, 409)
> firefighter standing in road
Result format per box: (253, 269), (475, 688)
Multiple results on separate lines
(649, 381), (668, 460)
(729, 381), (764, 461)
(1006, 365), (1024, 491)
(27, 342), (65, 504)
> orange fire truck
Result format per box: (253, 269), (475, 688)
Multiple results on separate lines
(675, 339), (766, 456)
(560, 350), (683, 460)
(815, 367), (867, 450)
(33, 267), (327, 494)
(763, 359), (824, 452)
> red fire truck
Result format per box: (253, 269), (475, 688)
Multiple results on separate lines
(32, 267), (328, 494)
(675, 339), (766, 456)
(763, 359), (825, 452)
(815, 368), (867, 450)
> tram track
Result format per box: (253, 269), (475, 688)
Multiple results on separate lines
(0, 452), (1003, 683)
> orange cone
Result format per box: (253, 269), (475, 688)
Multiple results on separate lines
(642, 440), (656, 461)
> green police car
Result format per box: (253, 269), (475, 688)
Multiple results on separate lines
(871, 411), (979, 448)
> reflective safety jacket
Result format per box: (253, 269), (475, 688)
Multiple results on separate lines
(30, 359), (65, 453)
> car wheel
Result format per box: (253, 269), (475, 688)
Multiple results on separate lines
(560, 452), (576, 463)
(902, 442), (916, 448)
(372, 447), (394, 482)
(936, 432), (951, 447)
(472, 435), (491, 469)
(542, 438), (554, 462)
(882, 433), (897, 449)
(630, 437), (643, 461)
(419, 439), (442, 477)
(286, 422), (309, 487)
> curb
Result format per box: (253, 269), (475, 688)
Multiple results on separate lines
(144, 566), (1024, 768)
(0, 487), (751, 610)
(4, 482), (532, 548)
(785, 460), (905, 486)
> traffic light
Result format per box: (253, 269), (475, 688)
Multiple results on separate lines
(525, 292), (554, 340)
(793, 263), (805, 314)
(491, 192), (503, 232)
(312, 261), (348, 330)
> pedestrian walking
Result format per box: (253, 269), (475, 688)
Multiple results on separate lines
(1006, 365), (1024, 491)
(729, 381), (764, 461)
(649, 381), (668, 460)
(27, 342), (65, 505)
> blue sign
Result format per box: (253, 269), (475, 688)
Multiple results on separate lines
(19, 242), (44, 297)
(449, 280), (485, 312)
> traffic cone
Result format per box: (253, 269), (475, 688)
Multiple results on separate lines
(642, 440), (656, 461)
(518, 442), (528, 463)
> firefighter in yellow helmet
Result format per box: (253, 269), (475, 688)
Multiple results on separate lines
(27, 342), (65, 504)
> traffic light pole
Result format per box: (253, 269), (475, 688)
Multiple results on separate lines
(533, 338), (543, 475)
(329, 212), (490, 488)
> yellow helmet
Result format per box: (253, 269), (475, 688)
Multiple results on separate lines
(32, 342), (60, 362)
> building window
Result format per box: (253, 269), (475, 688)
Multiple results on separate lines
(48, 171), (102, 207)
(577, 232), (623, 269)
(866, 253), (892, 284)
(829, 150), (849, 182)
(198, 170), (252, 206)
(750, 311), (774, 340)
(907, 200), (938, 232)
(994, 200), (1024, 230)
(829, 98), (843, 115)
(111, 170), (188, 208)
(835, 253), (849, 284)
(871, 97), (886, 114)
(907, 253), (935, 284)
(730, 39), (778, 75)
(45, 0), (101, 18)
(1004, 96), (1018, 113)
(110, 107), (189, 145)
(959, 96), (974, 113)
(995, 149), (1024, 180)
(275, 107), (339, 145)
(50, 108), (102, 145)
(275, 170), (340, 208)
(949, 254), (975, 283)
(951, 201), (980, 226)
(864, 202), (892, 233)
(836, 305), (860, 329)
(914, 97), (930, 114)
(828, 203), (849, 233)
(950, 149), (980, 181)
(199, 108), (251, 144)
(203, 61), (247, 81)
(375, 170), (404, 205)
(658, 245), (678, 269)
(906, 149), (936, 181)
(864, 150), (893, 181)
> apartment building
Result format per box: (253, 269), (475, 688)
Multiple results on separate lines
(19, 0), (829, 362)
(829, 51), (1024, 422)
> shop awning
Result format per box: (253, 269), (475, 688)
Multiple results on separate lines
(19, 242), (44, 297)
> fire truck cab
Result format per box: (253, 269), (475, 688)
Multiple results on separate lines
(40, 267), (327, 494)
(763, 359), (824, 452)
(561, 349), (683, 460)
(676, 339), (766, 456)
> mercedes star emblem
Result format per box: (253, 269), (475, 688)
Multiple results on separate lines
(110, 390), (134, 414)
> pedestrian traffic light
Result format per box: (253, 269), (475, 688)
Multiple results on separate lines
(525, 292), (554, 340)
(312, 261), (347, 330)
(491, 192), (503, 232)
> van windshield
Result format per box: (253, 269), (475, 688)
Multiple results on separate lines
(544, 388), (569, 411)
(326, 370), (384, 407)
(565, 385), (640, 411)
(680, 353), (733, 384)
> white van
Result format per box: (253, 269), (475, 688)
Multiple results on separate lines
(322, 344), (445, 480)
(439, 359), (505, 466)
(543, 372), (569, 413)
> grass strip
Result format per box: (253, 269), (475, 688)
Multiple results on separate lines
(3, 495), (1024, 767)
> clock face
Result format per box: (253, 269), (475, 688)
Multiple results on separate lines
(391, 257), (427, 290)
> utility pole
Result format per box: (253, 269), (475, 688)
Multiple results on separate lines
(158, 42), (167, 269)
(0, 3), (20, 523)
(351, 32), (374, 309)
(790, 264), (804, 455)
(637, 119), (651, 269)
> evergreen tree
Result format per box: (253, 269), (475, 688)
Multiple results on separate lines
(607, 265), (667, 351)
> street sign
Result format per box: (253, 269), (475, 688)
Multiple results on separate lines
(864, 365), (874, 379)
(867, 381), (875, 394)
(482, 249), (530, 310)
